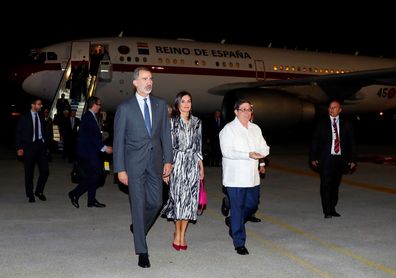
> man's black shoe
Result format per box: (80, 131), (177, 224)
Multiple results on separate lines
(324, 214), (332, 219)
(331, 211), (341, 217)
(130, 224), (133, 234)
(225, 216), (230, 227)
(35, 193), (47, 201)
(247, 215), (261, 223)
(235, 246), (249, 255)
(138, 253), (151, 268)
(221, 197), (230, 216)
(88, 200), (106, 208)
(68, 192), (79, 208)
(28, 196), (35, 203)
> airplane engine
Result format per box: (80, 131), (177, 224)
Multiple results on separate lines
(222, 89), (315, 129)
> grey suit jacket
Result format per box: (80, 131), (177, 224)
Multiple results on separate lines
(113, 94), (173, 178)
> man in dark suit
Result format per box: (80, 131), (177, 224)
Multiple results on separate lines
(113, 67), (173, 268)
(310, 100), (357, 219)
(62, 109), (80, 162)
(68, 97), (112, 209)
(16, 98), (49, 203)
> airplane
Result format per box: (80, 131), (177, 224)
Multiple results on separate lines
(11, 36), (396, 129)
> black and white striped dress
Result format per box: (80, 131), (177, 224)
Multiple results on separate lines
(161, 115), (203, 221)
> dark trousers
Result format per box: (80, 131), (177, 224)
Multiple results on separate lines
(23, 141), (49, 198)
(128, 160), (163, 254)
(319, 156), (344, 215)
(70, 157), (102, 205)
(227, 186), (260, 248)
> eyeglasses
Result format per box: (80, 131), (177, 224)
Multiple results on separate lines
(237, 108), (253, 112)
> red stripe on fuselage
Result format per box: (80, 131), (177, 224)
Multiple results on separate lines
(14, 62), (314, 85)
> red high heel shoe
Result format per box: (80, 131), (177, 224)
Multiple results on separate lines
(179, 245), (187, 251)
(172, 243), (181, 251)
(172, 232), (181, 251)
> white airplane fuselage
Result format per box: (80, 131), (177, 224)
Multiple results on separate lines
(18, 37), (396, 127)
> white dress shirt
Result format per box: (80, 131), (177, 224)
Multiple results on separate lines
(135, 93), (152, 126)
(220, 117), (270, 188)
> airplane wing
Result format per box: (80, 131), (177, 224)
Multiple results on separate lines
(209, 67), (396, 103)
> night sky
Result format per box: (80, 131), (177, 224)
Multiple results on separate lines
(3, 5), (396, 64)
(1, 5), (395, 145)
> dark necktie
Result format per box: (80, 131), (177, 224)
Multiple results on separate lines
(333, 118), (340, 153)
(34, 113), (39, 142)
(144, 98), (152, 136)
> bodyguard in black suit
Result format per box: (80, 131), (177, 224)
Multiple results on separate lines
(16, 98), (49, 203)
(310, 100), (357, 218)
(68, 97), (112, 208)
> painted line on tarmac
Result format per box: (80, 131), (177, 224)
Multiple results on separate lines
(205, 207), (334, 278)
(255, 211), (396, 277)
(271, 163), (396, 195)
(209, 192), (396, 277)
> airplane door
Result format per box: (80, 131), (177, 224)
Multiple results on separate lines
(71, 42), (90, 64)
(254, 60), (266, 80)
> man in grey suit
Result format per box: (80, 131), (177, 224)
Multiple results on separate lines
(113, 67), (173, 268)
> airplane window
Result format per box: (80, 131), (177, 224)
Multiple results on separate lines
(229, 62), (233, 67)
(166, 58), (170, 64)
(303, 67), (307, 72)
(135, 57), (139, 62)
(297, 66), (301, 72)
(118, 45), (130, 55)
(222, 62), (226, 67)
(236, 63), (240, 68)
(202, 60), (206, 66)
(285, 65), (289, 71)
(279, 65), (284, 71)
(216, 62), (220, 67)
(248, 64), (253, 69)
(173, 59), (177, 64)
(195, 60), (200, 65)
(308, 68), (312, 72)
(158, 58), (163, 63)
(273, 65), (278, 71)
(120, 56), (125, 62)
(330, 69), (334, 74)
(143, 57), (147, 62)
(314, 68), (318, 73)
(47, 52), (57, 61)
(180, 59), (185, 65)
(127, 57), (131, 62)
(37, 52), (46, 62)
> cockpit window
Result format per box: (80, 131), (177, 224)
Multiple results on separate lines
(31, 51), (58, 63)
(47, 52), (57, 60)
(37, 52), (46, 62)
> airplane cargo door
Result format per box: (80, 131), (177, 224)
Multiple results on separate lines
(254, 60), (266, 80)
(71, 42), (90, 64)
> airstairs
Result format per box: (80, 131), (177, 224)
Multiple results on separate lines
(48, 59), (100, 145)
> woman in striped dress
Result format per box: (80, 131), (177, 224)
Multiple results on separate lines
(161, 91), (204, 251)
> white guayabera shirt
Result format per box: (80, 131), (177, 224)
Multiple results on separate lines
(220, 118), (269, 188)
